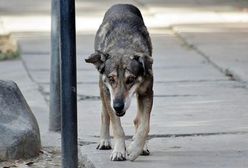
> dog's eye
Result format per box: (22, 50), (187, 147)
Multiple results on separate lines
(108, 76), (115, 84)
(126, 76), (135, 85)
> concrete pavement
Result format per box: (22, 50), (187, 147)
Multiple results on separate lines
(0, 0), (248, 167)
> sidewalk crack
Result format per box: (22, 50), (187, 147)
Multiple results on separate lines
(171, 27), (246, 87)
(21, 55), (49, 105)
(94, 130), (248, 140)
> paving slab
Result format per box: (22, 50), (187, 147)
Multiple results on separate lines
(81, 134), (248, 168)
(18, 33), (229, 85)
(77, 81), (248, 138)
(74, 31), (248, 168)
(173, 23), (248, 83)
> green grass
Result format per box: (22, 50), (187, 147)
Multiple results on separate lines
(0, 49), (20, 61)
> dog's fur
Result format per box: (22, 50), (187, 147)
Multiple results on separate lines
(85, 4), (153, 161)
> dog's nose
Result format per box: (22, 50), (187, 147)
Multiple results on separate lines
(113, 100), (124, 113)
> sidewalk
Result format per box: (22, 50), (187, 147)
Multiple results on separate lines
(0, 0), (248, 167)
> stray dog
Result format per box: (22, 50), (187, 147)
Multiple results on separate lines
(85, 4), (153, 161)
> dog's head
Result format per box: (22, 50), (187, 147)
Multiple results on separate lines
(85, 50), (153, 117)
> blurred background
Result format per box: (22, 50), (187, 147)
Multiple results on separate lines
(1, 0), (248, 32)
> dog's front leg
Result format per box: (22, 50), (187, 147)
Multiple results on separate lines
(97, 83), (112, 150)
(109, 111), (126, 161)
(127, 91), (153, 161)
(96, 104), (111, 150)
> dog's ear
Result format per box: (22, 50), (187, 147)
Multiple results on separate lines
(133, 54), (153, 76)
(85, 50), (109, 73)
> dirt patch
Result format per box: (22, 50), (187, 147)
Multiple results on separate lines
(0, 147), (62, 168)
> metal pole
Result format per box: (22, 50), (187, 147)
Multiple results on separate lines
(49, 0), (61, 132)
(60, 0), (78, 167)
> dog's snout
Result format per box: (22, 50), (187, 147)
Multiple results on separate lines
(113, 100), (124, 113)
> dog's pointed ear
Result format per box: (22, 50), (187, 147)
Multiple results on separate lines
(132, 54), (153, 76)
(85, 50), (109, 73)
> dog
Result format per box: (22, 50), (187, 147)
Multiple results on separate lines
(85, 4), (153, 161)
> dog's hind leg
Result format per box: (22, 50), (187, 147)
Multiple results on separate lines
(134, 115), (150, 156)
(128, 90), (153, 161)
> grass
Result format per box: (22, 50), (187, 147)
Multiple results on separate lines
(0, 49), (20, 61)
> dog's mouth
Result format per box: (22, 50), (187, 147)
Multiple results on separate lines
(115, 111), (126, 117)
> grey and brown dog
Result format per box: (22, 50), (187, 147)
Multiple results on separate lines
(85, 4), (153, 161)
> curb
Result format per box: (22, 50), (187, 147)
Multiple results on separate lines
(78, 148), (96, 168)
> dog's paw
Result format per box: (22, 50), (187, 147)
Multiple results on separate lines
(141, 149), (150, 156)
(127, 143), (143, 161)
(110, 151), (126, 161)
(140, 142), (150, 156)
(96, 139), (111, 150)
